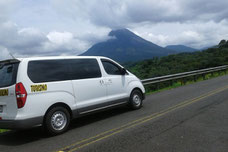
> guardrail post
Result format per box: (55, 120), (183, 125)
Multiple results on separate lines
(169, 80), (173, 87)
(194, 76), (197, 82)
(202, 74), (206, 80)
(156, 83), (159, 90)
(183, 78), (187, 85)
(211, 72), (214, 77)
(180, 79), (184, 85)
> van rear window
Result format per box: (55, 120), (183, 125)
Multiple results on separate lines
(0, 63), (18, 88)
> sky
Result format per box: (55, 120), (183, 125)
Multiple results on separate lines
(0, 0), (228, 59)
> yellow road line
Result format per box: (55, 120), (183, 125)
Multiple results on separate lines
(57, 85), (228, 152)
(58, 112), (159, 151)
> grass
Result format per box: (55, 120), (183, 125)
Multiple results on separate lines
(145, 70), (228, 95)
(0, 129), (8, 133)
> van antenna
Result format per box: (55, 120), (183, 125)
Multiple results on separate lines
(8, 50), (16, 59)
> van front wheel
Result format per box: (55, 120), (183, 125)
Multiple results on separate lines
(44, 107), (70, 135)
(129, 90), (143, 110)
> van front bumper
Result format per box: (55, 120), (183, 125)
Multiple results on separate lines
(0, 117), (43, 129)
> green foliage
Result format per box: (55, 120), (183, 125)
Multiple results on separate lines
(145, 70), (228, 95)
(126, 45), (228, 80)
(219, 40), (226, 46)
(218, 40), (228, 48)
(0, 129), (7, 133)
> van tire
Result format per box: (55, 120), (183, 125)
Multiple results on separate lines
(44, 106), (70, 136)
(129, 90), (143, 110)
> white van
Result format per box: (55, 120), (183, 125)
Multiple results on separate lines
(0, 56), (145, 135)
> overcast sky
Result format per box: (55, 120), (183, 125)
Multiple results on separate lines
(1, 0), (228, 59)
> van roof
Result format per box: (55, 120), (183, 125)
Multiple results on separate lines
(17, 56), (109, 61)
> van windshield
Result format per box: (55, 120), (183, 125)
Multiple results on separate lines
(0, 62), (19, 88)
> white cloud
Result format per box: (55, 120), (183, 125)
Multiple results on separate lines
(47, 31), (73, 45)
(44, 31), (91, 54)
(0, 0), (17, 22)
(130, 20), (228, 48)
(51, 0), (228, 27)
(0, 46), (12, 60)
(0, 0), (228, 58)
(0, 21), (95, 58)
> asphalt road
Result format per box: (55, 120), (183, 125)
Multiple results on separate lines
(0, 75), (228, 152)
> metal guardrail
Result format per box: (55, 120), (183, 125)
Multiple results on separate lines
(141, 65), (228, 85)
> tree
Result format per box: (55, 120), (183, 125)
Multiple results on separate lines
(219, 40), (226, 47)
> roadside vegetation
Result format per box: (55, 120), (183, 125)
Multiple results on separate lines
(126, 40), (228, 93)
(0, 129), (7, 133)
(144, 70), (228, 94)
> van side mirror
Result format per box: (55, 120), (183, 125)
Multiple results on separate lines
(120, 68), (127, 75)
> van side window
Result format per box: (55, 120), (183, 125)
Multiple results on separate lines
(28, 60), (70, 83)
(28, 59), (102, 83)
(69, 59), (101, 80)
(101, 59), (122, 75)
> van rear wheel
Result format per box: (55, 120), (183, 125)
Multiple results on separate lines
(129, 90), (143, 110)
(44, 106), (70, 135)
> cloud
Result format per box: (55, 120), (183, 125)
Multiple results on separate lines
(0, 22), (46, 55)
(47, 31), (73, 45)
(183, 0), (228, 22)
(51, 0), (228, 27)
(0, 46), (12, 60)
(126, 0), (228, 23)
(131, 20), (228, 48)
(0, 20), (112, 59)
(44, 31), (91, 55)
(47, 0), (228, 50)
(0, 21), (95, 58)
(0, 0), (228, 59)
(0, 0), (17, 22)
(51, 0), (128, 29)
(0, 0), (113, 59)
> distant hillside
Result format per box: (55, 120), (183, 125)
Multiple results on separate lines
(200, 45), (215, 51)
(165, 45), (198, 52)
(127, 40), (228, 79)
(81, 29), (176, 63)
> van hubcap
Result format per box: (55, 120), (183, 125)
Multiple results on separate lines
(133, 94), (141, 106)
(51, 111), (67, 131)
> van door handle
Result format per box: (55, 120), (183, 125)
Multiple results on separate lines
(100, 80), (104, 85)
(108, 79), (112, 83)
